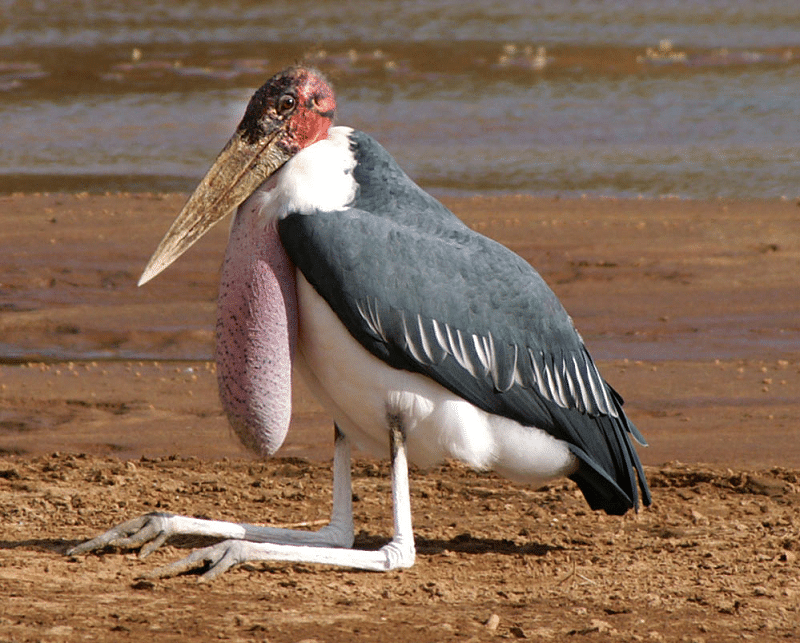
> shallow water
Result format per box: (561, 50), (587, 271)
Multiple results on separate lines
(1, 0), (798, 199)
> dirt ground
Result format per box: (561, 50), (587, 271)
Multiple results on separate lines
(1, 193), (800, 642)
(1, 454), (799, 642)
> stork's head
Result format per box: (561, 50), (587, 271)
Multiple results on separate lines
(139, 67), (335, 285)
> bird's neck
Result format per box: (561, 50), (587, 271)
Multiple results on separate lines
(215, 202), (298, 456)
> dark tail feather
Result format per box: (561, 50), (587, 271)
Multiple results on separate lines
(567, 411), (652, 515)
(569, 460), (633, 515)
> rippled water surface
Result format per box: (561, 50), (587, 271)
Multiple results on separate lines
(1, 0), (799, 198)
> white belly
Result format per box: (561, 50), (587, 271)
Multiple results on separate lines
(293, 274), (578, 487)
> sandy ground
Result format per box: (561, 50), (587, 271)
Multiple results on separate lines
(1, 193), (800, 642)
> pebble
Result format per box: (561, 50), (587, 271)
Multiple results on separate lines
(485, 613), (500, 631)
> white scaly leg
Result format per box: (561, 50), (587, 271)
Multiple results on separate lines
(68, 427), (354, 558)
(239, 426), (354, 549)
(145, 414), (415, 580)
(68, 420), (416, 579)
(380, 412), (416, 568)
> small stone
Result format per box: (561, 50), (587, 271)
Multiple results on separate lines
(745, 476), (787, 497)
(590, 619), (614, 634)
(485, 613), (500, 631)
(131, 579), (155, 591)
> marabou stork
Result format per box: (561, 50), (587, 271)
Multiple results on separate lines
(69, 66), (651, 579)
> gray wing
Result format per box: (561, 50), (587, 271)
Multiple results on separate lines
(279, 205), (651, 514)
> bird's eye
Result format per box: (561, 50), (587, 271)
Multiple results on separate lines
(277, 94), (297, 116)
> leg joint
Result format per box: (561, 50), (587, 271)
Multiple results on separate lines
(385, 410), (406, 454)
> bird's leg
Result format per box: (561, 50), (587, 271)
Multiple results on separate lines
(238, 425), (354, 548)
(140, 414), (416, 580)
(67, 426), (354, 559)
(382, 411), (416, 567)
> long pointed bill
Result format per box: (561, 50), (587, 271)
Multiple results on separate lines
(138, 129), (291, 286)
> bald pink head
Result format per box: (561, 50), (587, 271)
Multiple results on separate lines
(138, 68), (338, 287)
(237, 67), (336, 154)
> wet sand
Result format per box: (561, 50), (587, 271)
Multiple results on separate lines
(2, 193), (800, 642)
(1, 192), (798, 466)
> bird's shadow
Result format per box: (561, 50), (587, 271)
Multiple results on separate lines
(0, 538), (75, 554)
(355, 531), (564, 557)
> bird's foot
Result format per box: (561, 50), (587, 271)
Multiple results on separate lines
(67, 512), (175, 558)
(144, 539), (252, 582)
(67, 512), (246, 558)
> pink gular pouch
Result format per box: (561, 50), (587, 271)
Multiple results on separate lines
(215, 208), (298, 457)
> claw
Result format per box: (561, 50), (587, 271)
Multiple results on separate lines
(144, 540), (243, 581)
(139, 531), (171, 558)
(67, 512), (176, 557)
